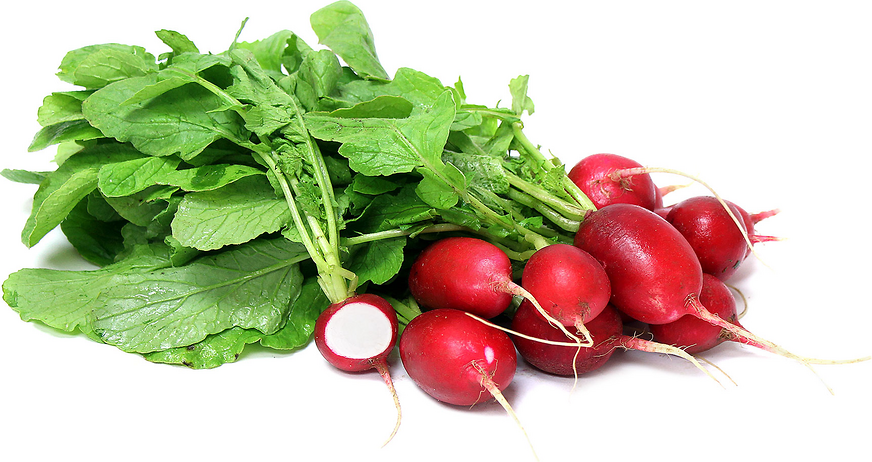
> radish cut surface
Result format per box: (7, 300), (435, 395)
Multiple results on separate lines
(323, 302), (394, 359)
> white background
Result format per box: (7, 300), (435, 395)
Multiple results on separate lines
(2, 1), (870, 461)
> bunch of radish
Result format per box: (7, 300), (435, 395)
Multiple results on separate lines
(311, 152), (868, 457)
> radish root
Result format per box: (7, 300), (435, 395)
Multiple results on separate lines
(473, 362), (539, 462)
(687, 295), (871, 395)
(620, 335), (725, 388)
(372, 360), (402, 447)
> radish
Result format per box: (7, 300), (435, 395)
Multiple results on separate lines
(408, 237), (589, 344)
(512, 303), (721, 383)
(567, 153), (658, 210)
(518, 244), (611, 338)
(649, 273), (739, 354)
(574, 203), (869, 391)
(665, 196), (751, 281)
(399, 308), (537, 457)
(408, 237), (513, 319)
(314, 294), (401, 445)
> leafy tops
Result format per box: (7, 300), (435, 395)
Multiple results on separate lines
(2, 0), (594, 368)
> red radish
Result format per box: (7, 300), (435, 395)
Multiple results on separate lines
(408, 237), (514, 319)
(408, 237), (588, 344)
(567, 153), (658, 210)
(512, 301), (622, 376)
(400, 308), (517, 405)
(399, 308), (537, 457)
(649, 273), (739, 354)
(665, 196), (750, 281)
(314, 294), (401, 445)
(512, 303), (721, 383)
(574, 203), (869, 389)
(519, 244), (611, 337)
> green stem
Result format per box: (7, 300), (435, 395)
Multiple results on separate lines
(343, 223), (467, 247)
(506, 188), (581, 233)
(510, 122), (597, 211)
(504, 170), (588, 219)
(254, 152), (327, 270)
(511, 122), (550, 167)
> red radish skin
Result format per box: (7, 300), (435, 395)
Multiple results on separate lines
(512, 302), (622, 376)
(666, 196), (750, 281)
(519, 244), (611, 334)
(650, 273), (739, 354)
(567, 153), (658, 210)
(400, 309), (517, 406)
(408, 237), (514, 319)
(408, 237), (587, 345)
(399, 309), (539, 457)
(314, 294), (402, 445)
(512, 303), (721, 383)
(575, 204), (703, 326)
(574, 203), (870, 390)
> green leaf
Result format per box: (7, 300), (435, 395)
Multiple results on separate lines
(299, 49), (343, 99)
(105, 186), (176, 227)
(415, 164), (463, 209)
(350, 173), (401, 195)
(348, 237), (406, 285)
(259, 277), (328, 349)
(56, 44), (158, 89)
(118, 54), (233, 107)
(509, 74), (535, 116)
(143, 276), (327, 368)
(326, 67), (446, 111)
(305, 90), (456, 176)
(37, 91), (92, 126)
(21, 144), (143, 247)
(143, 327), (267, 368)
(2, 243), (175, 333)
(327, 95), (412, 119)
(171, 176), (290, 251)
(61, 198), (126, 266)
(155, 29), (200, 55)
(28, 120), (104, 152)
(97, 157), (264, 197)
(352, 185), (436, 233)
(310, 1), (388, 80)
(236, 30), (299, 77)
(82, 74), (247, 160)
(1, 169), (50, 185)
(90, 238), (308, 353)
(442, 151), (509, 195)
(97, 157), (181, 197)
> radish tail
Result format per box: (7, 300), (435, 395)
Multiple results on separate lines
(372, 359), (402, 447)
(472, 362), (539, 462)
(687, 296), (871, 394)
(620, 335), (725, 388)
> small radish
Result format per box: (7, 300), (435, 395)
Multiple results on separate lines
(519, 244), (611, 339)
(567, 153), (658, 210)
(408, 237), (588, 344)
(665, 196), (750, 281)
(314, 294), (401, 445)
(399, 308), (537, 458)
(574, 203), (869, 391)
(407, 237), (514, 319)
(512, 303), (720, 383)
(649, 273), (739, 354)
